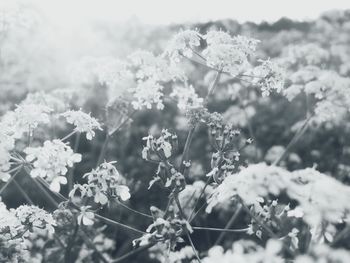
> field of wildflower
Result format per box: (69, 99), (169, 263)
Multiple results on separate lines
(1, 2), (350, 262)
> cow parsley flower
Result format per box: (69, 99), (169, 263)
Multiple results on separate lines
(14, 205), (56, 234)
(252, 59), (285, 96)
(129, 50), (185, 82)
(1, 103), (52, 138)
(164, 29), (202, 61)
(77, 206), (95, 226)
(203, 31), (259, 76)
(170, 85), (203, 110)
(202, 239), (283, 263)
(295, 244), (350, 263)
(131, 80), (165, 110)
(61, 110), (102, 140)
(0, 127), (15, 182)
(283, 43), (330, 67)
(289, 167), (350, 227)
(69, 161), (130, 205)
(24, 139), (82, 192)
(206, 163), (290, 213)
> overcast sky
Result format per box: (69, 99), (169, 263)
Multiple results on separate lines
(31, 0), (350, 26)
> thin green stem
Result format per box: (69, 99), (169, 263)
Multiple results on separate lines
(193, 226), (248, 233)
(68, 132), (81, 192)
(12, 179), (34, 205)
(117, 201), (153, 219)
(214, 204), (242, 245)
(111, 243), (155, 263)
(273, 115), (312, 166)
(0, 165), (22, 195)
(61, 130), (78, 142)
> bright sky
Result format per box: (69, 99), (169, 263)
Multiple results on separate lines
(32, 0), (350, 26)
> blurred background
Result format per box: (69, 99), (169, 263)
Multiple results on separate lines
(1, 0), (350, 261)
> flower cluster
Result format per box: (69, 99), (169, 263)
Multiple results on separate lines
(202, 239), (283, 263)
(133, 206), (192, 250)
(295, 244), (350, 263)
(24, 139), (82, 192)
(251, 59), (286, 96)
(14, 205), (56, 234)
(0, 125), (15, 182)
(1, 103), (52, 138)
(170, 84), (204, 110)
(69, 161), (130, 206)
(164, 29), (202, 61)
(61, 109), (102, 140)
(203, 31), (259, 76)
(206, 163), (350, 232)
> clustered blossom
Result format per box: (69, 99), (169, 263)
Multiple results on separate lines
(0, 126), (15, 182)
(142, 129), (177, 162)
(251, 59), (286, 96)
(1, 103), (52, 138)
(131, 80), (165, 110)
(133, 206), (193, 249)
(14, 205), (56, 234)
(206, 163), (290, 212)
(170, 85), (204, 110)
(164, 29), (202, 61)
(280, 43), (350, 125)
(149, 244), (195, 263)
(282, 43), (330, 67)
(0, 201), (29, 262)
(203, 31), (260, 76)
(61, 109), (102, 140)
(21, 91), (70, 113)
(24, 139), (82, 192)
(295, 244), (350, 263)
(206, 163), (350, 231)
(128, 51), (185, 110)
(0, 201), (56, 262)
(142, 130), (185, 190)
(165, 30), (262, 78)
(69, 161), (130, 207)
(202, 239), (283, 263)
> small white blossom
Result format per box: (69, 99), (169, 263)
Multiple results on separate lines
(1, 103), (52, 138)
(170, 85), (203, 110)
(14, 205), (56, 234)
(252, 59), (285, 96)
(69, 161), (130, 205)
(164, 29), (202, 61)
(131, 80), (165, 110)
(77, 206), (95, 226)
(24, 140), (82, 192)
(61, 110), (102, 140)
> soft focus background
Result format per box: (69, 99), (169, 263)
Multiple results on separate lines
(1, 0), (350, 261)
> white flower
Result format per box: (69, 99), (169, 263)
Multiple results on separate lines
(164, 29), (202, 61)
(77, 206), (95, 226)
(202, 239), (283, 263)
(206, 163), (350, 230)
(170, 85), (203, 110)
(206, 163), (290, 213)
(252, 59), (285, 96)
(131, 80), (165, 110)
(283, 43), (329, 67)
(61, 110), (102, 140)
(128, 50), (185, 82)
(14, 205), (56, 234)
(1, 103), (52, 138)
(24, 140), (82, 192)
(69, 161), (130, 205)
(202, 31), (259, 76)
